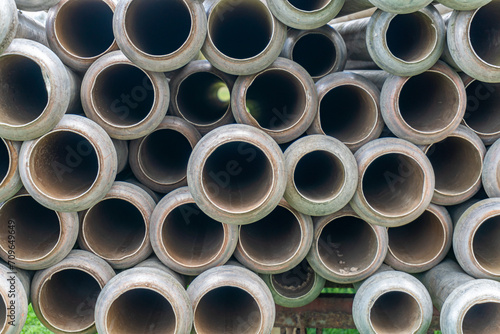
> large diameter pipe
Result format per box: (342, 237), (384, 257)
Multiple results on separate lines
(81, 50), (170, 140)
(307, 206), (388, 284)
(0, 192), (78, 270)
(129, 116), (201, 194)
(231, 57), (318, 144)
(113, 0), (206, 72)
(423, 125), (486, 206)
(260, 259), (326, 308)
(334, 5), (445, 77)
(149, 186), (238, 276)
(0, 261), (30, 334)
(281, 25), (347, 81)
(78, 181), (156, 269)
(338, 0), (433, 15)
(353, 267), (433, 334)
(436, 0), (491, 10)
(187, 124), (286, 225)
(15, 0), (60, 11)
(350, 137), (435, 227)
(266, 0), (344, 30)
(95, 260), (193, 334)
(187, 265), (275, 334)
(418, 259), (500, 334)
(0, 140), (22, 204)
(447, 0), (500, 83)
(234, 198), (313, 274)
(134, 256), (184, 286)
(307, 72), (384, 151)
(31, 250), (115, 334)
(202, 0), (287, 75)
(385, 203), (453, 273)
(0, 39), (80, 141)
(169, 60), (235, 135)
(483, 138), (500, 198)
(283, 135), (358, 216)
(19, 114), (118, 212)
(46, 0), (118, 72)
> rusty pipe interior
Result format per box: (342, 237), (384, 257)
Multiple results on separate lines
(362, 153), (425, 217)
(105, 288), (176, 334)
(286, 0), (331, 11)
(176, 72), (230, 126)
(319, 85), (378, 145)
(124, 0), (192, 56)
(208, 0), (273, 60)
(245, 69), (307, 131)
(194, 286), (262, 334)
(0, 196), (60, 262)
(369, 291), (422, 333)
(54, 0), (115, 59)
(161, 203), (225, 267)
(271, 259), (316, 299)
(0, 55), (48, 126)
(239, 205), (302, 266)
(39, 269), (102, 332)
(91, 64), (154, 127)
(291, 33), (338, 78)
(472, 215), (500, 275)
(29, 131), (99, 200)
(201, 141), (273, 213)
(464, 81), (500, 137)
(462, 302), (500, 334)
(0, 140), (9, 185)
(469, 3), (500, 67)
(83, 198), (146, 261)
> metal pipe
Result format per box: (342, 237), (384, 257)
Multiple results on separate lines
(0, 39), (80, 141)
(307, 72), (384, 151)
(31, 250), (115, 334)
(95, 258), (192, 334)
(0, 139), (22, 203)
(436, 0), (491, 10)
(123, 177), (161, 203)
(15, 0), (61, 11)
(306, 205), (388, 284)
(418, 259), (500, 334)
(385, 203), (453, 273)
(113, 0), (206, 72)
(334, 5), (445, 77)
(350, 137), (435, 227)
(169, 60), (235, 135)
(231, 57), (318, 144)
(81, 50), (170, 140)
(187, 124), (286, 225)
(111, 139), (128, 174)
(266, 0), (344, 30)
(0, 261), (30, 334)
(19, 114), (118, 212)
(129, 116), (201, 193)
(423, 125), (486, 206)
(187, 264), (275, 334)
(447, 0), (500, 82)
(281, 25), (347, 81)
(483, 138), (500, 198)
(260, 259), (326, 308)
(46, 0), (118, 72)
(134, 256), (184, 286)
(0, 191), (78, 270)
(338, 0), (433, 15)
(16, 11), (48, 46)
(380, 61), (467, 145)
(149, 186), (238, 276)
(234, 198), (313, 274)
(202, 0), (287, 75)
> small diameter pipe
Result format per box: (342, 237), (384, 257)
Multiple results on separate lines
(0, 261), (30, 334)
(483, 138), (500, 198)
(0, 139), (22, 203)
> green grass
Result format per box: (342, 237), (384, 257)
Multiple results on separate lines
(21, 304), (52, 334)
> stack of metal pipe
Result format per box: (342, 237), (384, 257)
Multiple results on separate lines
(0, 0), (499, 333)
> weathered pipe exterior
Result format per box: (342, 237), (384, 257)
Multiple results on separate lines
(483, 138), (500, 198)
(95, 259), (193, 334)
(353, 266), (433, 334)
(111, 139), (128, 174)
(0, 39), (80, 141)
(0, 261), (30, 334)
(19, 114), (118, 212)
(231, 57), (318, 144)
(169, 60), (236, 135)
(339, 0), (433, 15)
(0, 191), (78, 270)
(437, 0), (491, 10)
(266, 0), (345, 30)
(81, 50), (170, 140)
(187, 124), (286, 225)
(202, 0), (287, 75)
(385, 203), (453, 273)
(149, 186), (238, 276)
(0, 140), (22, 203)
(334, 5), (445, 77)
(307, 71), (384, 152)
(307, 205), (388, 284)
(31, 250), (115, 334)
(187, 265), (276, 334)
(418, 259), (500, 334)
(15, 0), (61, 11)
(281, 25), (347, 81)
